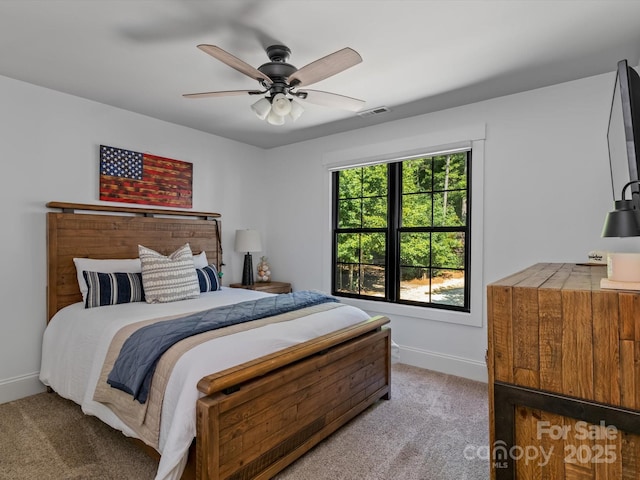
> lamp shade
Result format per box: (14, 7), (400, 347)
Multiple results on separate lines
(602, 199), (640, 237)
(266, 109), (285, 125)
(271, 93), (292, 116)
(235, 229), (262, 252)
(289, 99), (304, 121)
(602, 180), (640, 237)
(250, 97), (272, 120)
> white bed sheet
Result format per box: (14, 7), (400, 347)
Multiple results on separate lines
(39, 287), (371, 480)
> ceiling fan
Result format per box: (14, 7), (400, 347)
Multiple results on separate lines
(183, 44), (365, 125)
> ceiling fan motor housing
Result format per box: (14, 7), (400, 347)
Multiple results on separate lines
(258, 45), (298, 95)
(266, 45), (291, 62)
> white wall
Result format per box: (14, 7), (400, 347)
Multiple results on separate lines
(2, 66), (636, 402)
(0, 75), (267, 403)
(263, 69), (634, 382)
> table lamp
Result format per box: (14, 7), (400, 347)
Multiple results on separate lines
(235, 229), (262, 285)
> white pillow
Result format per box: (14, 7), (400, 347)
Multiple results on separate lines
(139, 243), (200, 303)
(73, 257), (142, 303)
(192, 251), (208, 268)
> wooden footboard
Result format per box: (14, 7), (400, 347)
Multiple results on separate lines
(193, 316), (391, 480)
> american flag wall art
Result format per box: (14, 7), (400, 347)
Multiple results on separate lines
(99, 145), (193, 208)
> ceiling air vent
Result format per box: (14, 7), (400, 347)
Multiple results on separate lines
(358, 106), (391, 118)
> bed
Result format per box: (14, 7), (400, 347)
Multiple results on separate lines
(40, 201), (391, 480)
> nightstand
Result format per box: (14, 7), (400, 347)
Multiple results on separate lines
(229, 281), (292, 294)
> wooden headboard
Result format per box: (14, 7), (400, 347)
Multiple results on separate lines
(46, 201), (222, 321)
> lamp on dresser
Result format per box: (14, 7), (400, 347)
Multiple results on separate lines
(234, 229), (262, 286)
(602, 179), (640, 237)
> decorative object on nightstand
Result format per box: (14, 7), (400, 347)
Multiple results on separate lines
(256, 256), (271, 282)
(234, 229), (262, 286)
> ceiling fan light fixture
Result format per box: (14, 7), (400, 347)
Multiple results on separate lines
(271, 93), (292, 116)
(266, 109), (285, 126)
(186, 44), (366, 127)
(289, 99), (304, 121)
(250, 97), (272, 120)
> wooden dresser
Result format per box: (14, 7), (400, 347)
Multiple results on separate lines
(487, 263), (640, 479)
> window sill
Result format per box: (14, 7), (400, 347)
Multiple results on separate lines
(338, 296), (483, 327)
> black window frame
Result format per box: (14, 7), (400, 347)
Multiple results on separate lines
(331, 150), (472, 312)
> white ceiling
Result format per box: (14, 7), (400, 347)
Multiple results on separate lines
(2, 0), (640, 149)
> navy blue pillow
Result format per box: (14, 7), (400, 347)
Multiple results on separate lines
(196, 264), (220, 292)
(83, 271), (145, 308)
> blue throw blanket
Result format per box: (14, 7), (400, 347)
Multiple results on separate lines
(107, 290), (339, 403)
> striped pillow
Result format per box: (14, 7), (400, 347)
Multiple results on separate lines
(139, 243), (201, 303)
(83, 271), (145, 308)
(196, 264), (221, 292)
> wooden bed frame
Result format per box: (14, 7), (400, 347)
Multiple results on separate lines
(46, 201), (391, 480)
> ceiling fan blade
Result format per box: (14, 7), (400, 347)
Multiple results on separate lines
(183, 90), (262, 99)
(288, 48), (362, 87)
(197, 44), (273, 85)
(297, 89), (365, 112)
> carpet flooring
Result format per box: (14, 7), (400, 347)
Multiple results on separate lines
(0, 364), (489, 480)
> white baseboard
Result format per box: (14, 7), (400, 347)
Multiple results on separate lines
(0, 372), (46, 404)
(398, 345), (488, 383)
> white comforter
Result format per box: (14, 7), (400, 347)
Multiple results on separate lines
(39, 287), (371, 480)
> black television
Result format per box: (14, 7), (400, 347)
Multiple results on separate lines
(607, 59), (640, 206)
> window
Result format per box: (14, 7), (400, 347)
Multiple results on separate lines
(332, 150), (471, 312)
